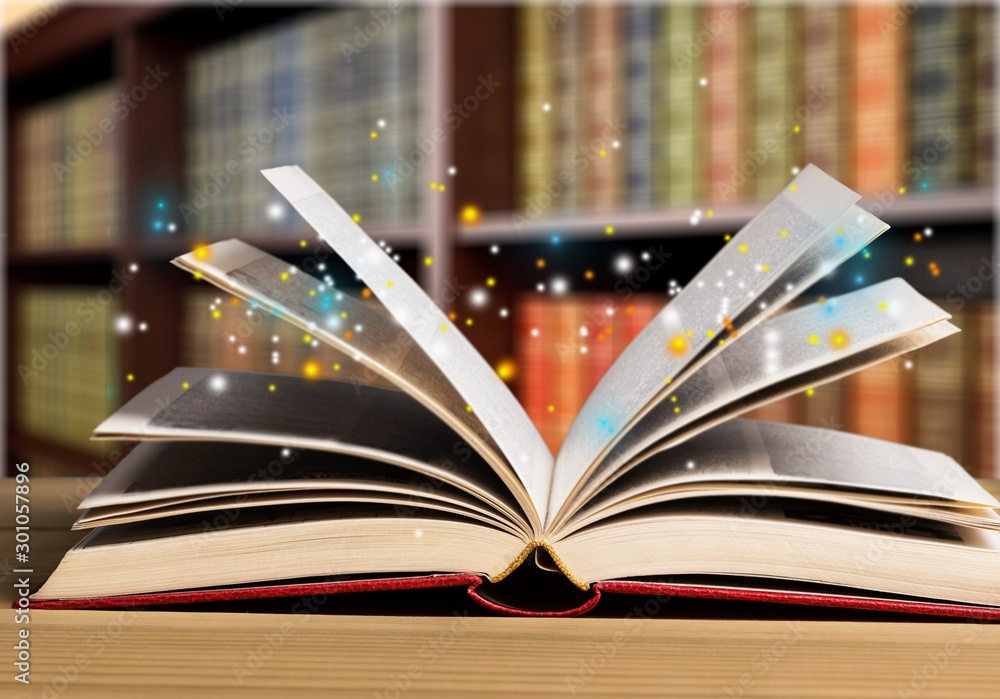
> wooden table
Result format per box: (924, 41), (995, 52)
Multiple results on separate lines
(3, 478), (999, 698)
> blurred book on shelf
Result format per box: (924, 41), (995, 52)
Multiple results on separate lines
(184, 7), (423, 240)
(13, 82), (121, 253)
(515, 294), (996, 478)
(14, 287), (120, 465)
(514, 4), (994, 215)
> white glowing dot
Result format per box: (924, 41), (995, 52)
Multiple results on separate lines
(551, 276), (569, 296)
(536, 282), (546, 292)
(237, 345), (247, 355)
(167, 222), (177, 232)
(641, 251), (651, 261)
(726, 269), (734, 277)
(267, 203), (285, 220)
(698, 76), (708, 86)
(605, 307), (615, 316)
(393, 254), (401, 262)
(209, 374), (227, 392)
(385, 246), (393, 254)
(354, 324), (362, 333)
(686, 460), (696, 470)
(215, 298), (222, 305)
(904, 360), (914, 370)
(924, 227), (933, 237)
(716, 281), (724, 288)
(272, 335), (279, 343)
(312, 340), (320, 347)
(579, 326), (589, 337)
(612, 140), (621, 149)
(414, 529), (423, 538)
(490, 245), (500, 255)
(228, 335), (236, 343)
(759, 302), (767, 310)
(246, 310), (253, 317)
(470, 288), (488, 307)
(580, 346), (588, 354)
(791, 166), (800, 175)
(318, 263), (326, 272)
(281, 448), (292, 458)
(785, 283), (794, 292)
(138, 322), (148, 332)
(377, 119), (386, 128)
(542, 102), (551, 112)
(114, 315), (133, 335)
(530, 328), (540, 337)
(499, 308), (509, 318)
(697, 281), (704, 288)
(128, 262), (139, 273)
(614, 254), (634, 274)
(447, 166), (457, 176)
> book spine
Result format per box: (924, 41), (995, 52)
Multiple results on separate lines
(626, 3), (655, 209)
(973, 5), (995, 186)
(706, 2), (743, 204)
(852, 4), (904, 194)
(664, 4), (704, 206)
(651, 9), (672, 205)
(846, 360), (910, 446)
(801, 4), (843, 181)
(587, 4), (622, 211)
(911, 309), (966, 464)
(972, 303), (997, 477)
(555, 6), (582, 212)
(749, 5), (799, 200)
(909, 6), (969, 191)
(516, 7), (556, 218)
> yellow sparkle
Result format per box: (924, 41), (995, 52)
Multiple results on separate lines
(424, 256), (434, 266)
(465, 405), (474, 413)
(352, 213), (362, 223)
(280, 271), (289, 281)
(905, 256), (915, 267)
(430, 182), (437, 190)
(486, 277), (496, 287)
(599, 149), (607, 157)
(340, 311), (348, 318)
(465, 318), (473, 326)
(805, 387), (815, 397)
(547, 405), (555, 413)
(440, 324), (448, 331)
(605, 225), (615, 235)
(496, 360), (517, 381)
(793, 125), (801, 133)
(686, 330), (693, 337)
(664, 377), (673, 384)
(673, 406), (681, 414)
(879, 301), (888, 311)
(309, 289), (317, 297)
(761, 264), (770, 272)
(299, 239), (307, 248)
(723, 234), (732, 241)
(182, 381), (190, 390)
(670, 396), (678, 403)
(386, 280), (394, 288)
(808, 334), (819, 345)
(738, 243), (748, 253)
(536, 258), (546, 269)
(718, 339), (726, 346)
(461, 205), (481, 226)
(192, 272), (203, 280)
(302, 361), (320, 379)
(781, 229), (788, 237)
(303, 334), (313, 343)
(707, 210), (714, 217)
(370, 131), (378, 139)
(830, 330), (850, 349)
(268, 384), (276, 392)
(706, 329), (715, 338)
(585, 270), (595, 280)
(126, 373), (134, 382)
(898, 186), (906, 194)
(211, 309), (221, 319)
(439, 185), (446, 192)
(789, 184), (798, 192)
(371, 174), (379, 182)
(333, 364), (341, 371)
(194, 245), (211, 260)
(668, 335), (688, 356)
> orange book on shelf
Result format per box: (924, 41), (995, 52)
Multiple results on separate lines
(852, 4), (904, 193)
(846, 359), (910, 445)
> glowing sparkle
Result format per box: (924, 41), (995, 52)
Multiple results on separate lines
(548, 405), (556, 413)
(830, 330), (850, 349)
(551, 277), (569, 296)
(267, 203), (285, 220)
(268, 384), (276, 392)
(496, 360), (517, 381)
(805, 387), (816, 397)
(499, 308), (509, 318)
(126, 373), (134, 382)
(461, 205), (481, 225)
(470, 288), (488, 307)
(371, 174), (379, 182)
(738, 244), (748, 254)
(302, 361), (320, 378)
(542, 102), (551, 112)
(114, 315), (134, 335)
(486, 277), (496, 287)
(424, 256), (434, 266)
(448, 166), (457, 176)
(585, 270), (594, 281)
(209, 374), (227, 392)
(181, 382), (190, 390)
(698, 76), (708, 86)
(605, 225), (615, 236)
(668, 335), (688, 356)
(789, 185), (798, 192)
(905, 256), (915, 267)
(211, 309), (221, 320)
(808, 334), (819, 345)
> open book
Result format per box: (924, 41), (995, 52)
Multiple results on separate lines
(31, 165), (1000, 618)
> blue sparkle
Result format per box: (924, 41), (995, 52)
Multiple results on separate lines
(157, 201), (165, 209)
(921, 182), (928, 190)
(153, 220), (163, 230)
(855, 275), (864, 285)
(551, 235), (561, 244)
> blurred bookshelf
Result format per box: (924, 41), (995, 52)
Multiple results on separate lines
(4, 4), (997, 478)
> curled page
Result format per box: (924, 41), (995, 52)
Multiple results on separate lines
(550, 165), (861, 522)
(260, 166), (554, 521)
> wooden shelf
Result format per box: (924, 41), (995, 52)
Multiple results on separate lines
(456, 187), (995, 245)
